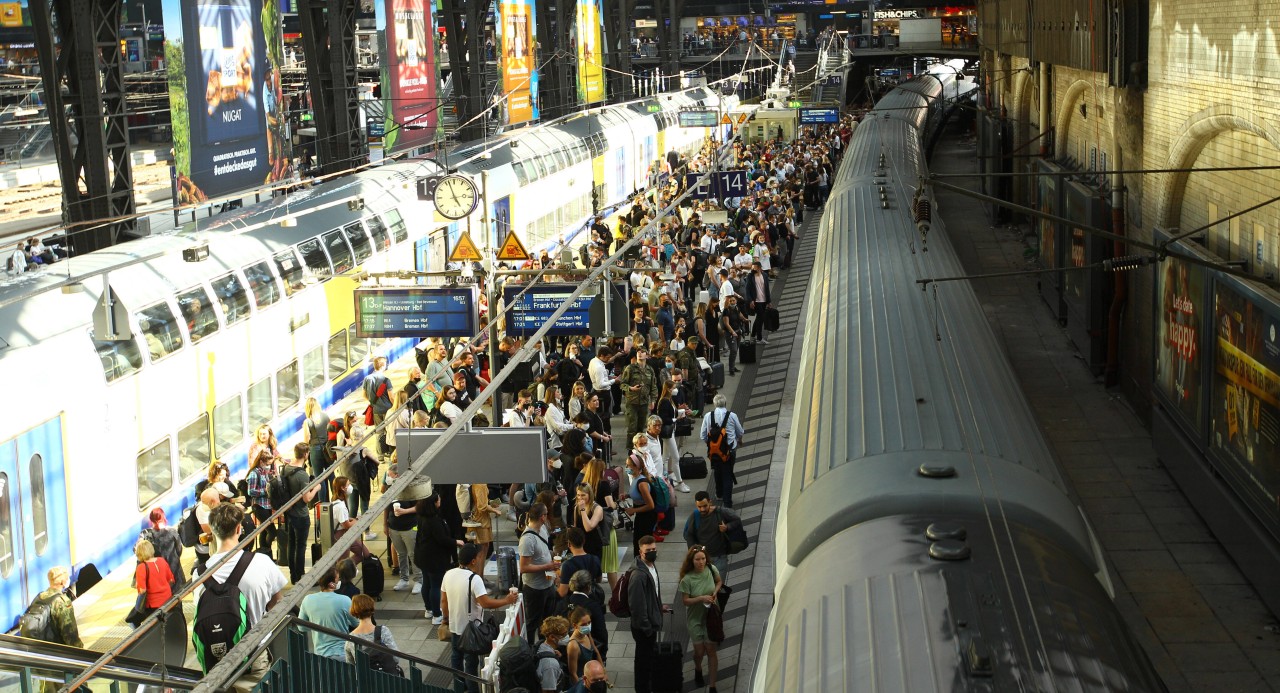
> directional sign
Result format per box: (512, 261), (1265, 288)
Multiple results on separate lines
(799, 107), (840, 124)
(787, 100), (804, 109)
(355, 287), (477, 338)
(449, 231), (482, 262)
(678, 110), (719, 128)
(683, 170), (749, 200)
(496, 230), (531, 261)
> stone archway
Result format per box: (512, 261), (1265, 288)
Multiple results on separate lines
(1156, 105), (1280, 228)
(1053, 79), (1093, 159)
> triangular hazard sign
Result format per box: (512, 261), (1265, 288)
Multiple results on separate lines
(720, 114), (732, 125)
(450, 232), (483, 262)
(496, 230), (531, 261)
(737, 113), (748, 124)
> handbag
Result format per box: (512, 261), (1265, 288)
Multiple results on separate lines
(660, 422), (674, 439)
(706, 602), (725, 643)
(363, 405), (374, 426)
(125, 563), (151, 626)
(675, 418), (693, 437)
(458, 574), (499, 655)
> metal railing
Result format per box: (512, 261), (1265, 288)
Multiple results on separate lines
(0, 632), (203, 692)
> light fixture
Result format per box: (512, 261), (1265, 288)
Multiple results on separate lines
(347, 198), (365, 211)
(279, 216), (297, 228)
(183, 244), (210, 262)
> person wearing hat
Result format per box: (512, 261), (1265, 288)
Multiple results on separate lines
(441, 542), (518, 692)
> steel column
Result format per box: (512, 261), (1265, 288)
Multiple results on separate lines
(298, 0), (367, 175)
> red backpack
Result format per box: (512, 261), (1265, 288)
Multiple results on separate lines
(608, 568), (635, 617)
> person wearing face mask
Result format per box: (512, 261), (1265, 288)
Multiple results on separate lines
(537, 616), (572, 693)
(656, 382), (691, 493)
(543, 384), (574, 449)
(564, 605), (600, 686)
(567, 660), (610, 693)
(627, 535), (666, 693)
(298, 566), (358, 660)
(558, 343), (585, 390)
(329, 476), (372, 563)
(619, 348), (658, 443)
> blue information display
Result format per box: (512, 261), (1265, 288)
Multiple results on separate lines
(503, 283), (629, 336)
(799, 107), (840, 124)
(683, 169), (749, 200)
(356, 287), (477, 338)
(678, 110), (719, 127)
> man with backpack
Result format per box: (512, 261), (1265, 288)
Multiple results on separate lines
(362, 356), (394, 461)
(683, 491), (742, 581)
(275, 444), (318, 585)
(193, 503), (286, 680)
(700, 394), (745, 508)
(21, 566), (82, 648)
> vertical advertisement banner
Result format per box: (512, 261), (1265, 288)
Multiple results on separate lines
(163, 0), (293, 203)
(1210, 282), (1280, 496)
(377, 0), (438, 152)
(500, 0), (538, 124)
(1156, 253), (1205, 431)
(575, 0), (604, 104)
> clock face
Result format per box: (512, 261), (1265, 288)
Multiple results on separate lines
(433, 175), (479, 219)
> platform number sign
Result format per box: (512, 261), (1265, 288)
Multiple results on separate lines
(683, 170), (750, 200)
(717, 170), (747, 197)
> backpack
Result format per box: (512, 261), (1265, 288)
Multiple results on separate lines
(325, 420), (344, 460)
(267, 466), (293, 511)
(498, 635), (559, 692)
(365, 626), (403, 677)
(192, 551), (255, 673)
(631, 464), (668, 511)
(179, 507), (202, 548)
(18, 594), (56, 642)
(608, 567), (634, 617)
(706, 412), (731, 464)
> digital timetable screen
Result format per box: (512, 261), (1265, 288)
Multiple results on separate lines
(355, 287), (478, 338)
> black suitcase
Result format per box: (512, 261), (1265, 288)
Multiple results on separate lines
(739, 339), (758, 364)
(361, 554), (385, 600)
(764, 307), (781, 332)
(652, 640), (684, 692)
(680, 453), (708, 480)
(710, 361), (725, 388)
(495, 546), (519, 593)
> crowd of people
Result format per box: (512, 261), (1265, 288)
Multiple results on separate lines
(16, 120), (852, 693)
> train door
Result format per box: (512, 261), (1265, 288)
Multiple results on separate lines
(0, 416), (70, 629)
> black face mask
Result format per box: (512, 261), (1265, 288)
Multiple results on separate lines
(644, 550), (658, 563)
(589, 682), (608, 693)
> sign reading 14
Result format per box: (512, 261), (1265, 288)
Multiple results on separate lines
(433, 174), (480, 220)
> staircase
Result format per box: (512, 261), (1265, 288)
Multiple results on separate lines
(790, 50), (820, 100)
(437, 61), (502, 141)
(812, 44), (850, 104)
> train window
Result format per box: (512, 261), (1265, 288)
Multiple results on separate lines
(248, 376), (273, 429)
(136, 302), (185, 362)
(276, 360), (299, 414)
(322, 230), (354, 274)
(210, 272), (251, 325)
(303, 346), (325, 392)
(0, 472), (11, 577)
(29, 454), (47, 555)
(348, 325), (370, 365)
(136, 439), (174, 510)
(552, 148), (569, 172)
(176, 286), (220, 343)
(297, 238), (332, 277)
(513, 162), (528, 186)
(365, 215), (390, 250)
(328, 330), (349, 380)
(244, 260), (282, 307)
(93, 336), (143, 383)
(343, 223), (373, 263)
(213, 395), (244, 458)
(177, 414), (209, 480)
(385, 209), (408, 244)
(273, 252), (306, 295)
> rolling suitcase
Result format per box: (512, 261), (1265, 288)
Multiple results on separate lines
(361, 554), (385, 600)
(739, 339), (758, 364)
(495, 547), (520, 593)
(652, 638), (684, 692)
(679, 453), (708, 480)
(710, 361), (726, 389)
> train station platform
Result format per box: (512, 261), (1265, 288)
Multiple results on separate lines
(931, 122), (1280, 691)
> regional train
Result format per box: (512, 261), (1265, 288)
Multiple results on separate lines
(752, 62), (1167, 691)
(0, 85), (738, 630)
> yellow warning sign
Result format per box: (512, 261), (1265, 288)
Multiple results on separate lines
(737, 113), (748, 124)
(496, 230), (531, 261)
(450, 232), (482, 262)
(720, 114), (732, 125)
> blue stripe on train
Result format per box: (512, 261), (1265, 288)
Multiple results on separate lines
(72, 337), (417, 586)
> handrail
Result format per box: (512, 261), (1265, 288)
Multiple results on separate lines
(0, 633), (203, 688)
(283, 616), (493, 687)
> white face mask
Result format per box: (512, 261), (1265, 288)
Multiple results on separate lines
(345, 485), (354, 496)
(552, 459), (563, 469)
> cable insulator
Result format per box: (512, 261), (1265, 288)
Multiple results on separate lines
(913, 197), (932, 237)
(1102, 255), (1154, 272)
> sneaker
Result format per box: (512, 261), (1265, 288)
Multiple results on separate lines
(677, 482), (691, 493)
(364, 532), (378, 541)
(394, 578), (411, 592)
(461, 520), (482, 528)
(432, 614), (444, 625)
(760, 338), (770, 344)
(505, 511), (518, 523)
(412, 582), (422, 595)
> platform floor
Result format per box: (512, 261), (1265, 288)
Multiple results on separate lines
(932, 123), (1280, 692)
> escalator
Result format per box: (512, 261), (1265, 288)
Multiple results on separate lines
(0, 632), (203, 692)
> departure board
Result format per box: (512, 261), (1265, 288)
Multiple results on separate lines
(799, 107), (840, 124)
(355, 287), (477, 338)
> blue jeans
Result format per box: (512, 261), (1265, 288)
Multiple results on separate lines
(308, 444), (330, 504)
(420, 569), (444, 615)
(287, 513), (310, 583)
(450, 633), (479, 693)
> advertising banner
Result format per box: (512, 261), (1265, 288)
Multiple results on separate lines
(1155, 249), (1206, 433)
(575, 0), (604, 104)
(500, 0), (538, 124)
(162, 0), (292, 203)
(1210, 281), (1280, 499)
(377, 0), (438, 152)
(0, 0), (29, 27)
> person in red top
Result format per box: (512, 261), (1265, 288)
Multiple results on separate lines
(134, 538), (175, 613)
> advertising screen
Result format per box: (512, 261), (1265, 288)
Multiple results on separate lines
(1155, 250), (1206, 432)
(378, 0), (438, 152)
(500, 0), (538, 124)
(1210, 281), (1280, 500)
(163, 0), (292, 203)
(575, 0), (605, 104)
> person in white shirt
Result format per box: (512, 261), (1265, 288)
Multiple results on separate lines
(441, 543), (518, 692)
(439, 386), (465, 422)
(587, 348), (617, 433)
(717, 269), (737, 300)
(732, 245), (753, 269)
(753, 236), (772, 272)
(699, 229), (718, 255)
(630, 263), (654, 295)
(543, 385), (573, 448)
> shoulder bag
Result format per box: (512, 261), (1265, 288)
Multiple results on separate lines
(458, 573), (499, 655)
